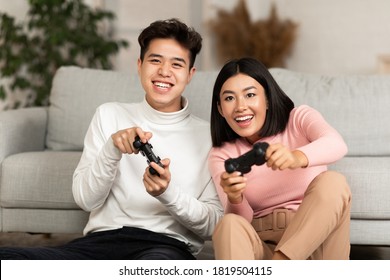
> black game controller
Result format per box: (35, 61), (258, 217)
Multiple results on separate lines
(224, 142), (269, 174)
(133, 136), (164, 176)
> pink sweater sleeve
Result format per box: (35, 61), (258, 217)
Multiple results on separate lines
(292, 105), (348, 167)
(208, 149), (254, 221)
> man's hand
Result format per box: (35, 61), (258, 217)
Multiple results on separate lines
(142, 159), (171, 196)
(111, 127), (152, 154)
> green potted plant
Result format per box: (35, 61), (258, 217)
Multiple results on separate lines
(0, 0), (129, 108)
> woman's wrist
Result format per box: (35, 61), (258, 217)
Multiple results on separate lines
(293, 150), (309, 168)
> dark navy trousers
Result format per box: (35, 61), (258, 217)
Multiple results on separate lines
(0, 227), (195, 260)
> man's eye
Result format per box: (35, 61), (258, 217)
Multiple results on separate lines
(172, 63), (184, 68)
(149, 59), (160, 63)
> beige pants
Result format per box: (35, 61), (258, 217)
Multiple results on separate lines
(212, 171), (352, 260)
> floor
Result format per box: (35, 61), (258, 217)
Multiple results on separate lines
(350, 245), (390, 260)
(0, 232), (389, 260)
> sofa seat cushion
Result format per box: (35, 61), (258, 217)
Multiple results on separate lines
(330, 157), (390, 219)
(2, 208), (89, 234)
(1, 151), (82, 209)
(350, 219), (390, 245)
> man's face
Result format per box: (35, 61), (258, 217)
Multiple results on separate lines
(138, 38), (195, 112)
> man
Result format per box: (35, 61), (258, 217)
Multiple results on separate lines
(0, 18), (223, 260)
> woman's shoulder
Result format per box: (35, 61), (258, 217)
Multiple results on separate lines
(291, 104), (317, 114)
(290, 104), (323, 120)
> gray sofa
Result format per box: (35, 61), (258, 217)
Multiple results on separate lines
(1, 66), (390, 259)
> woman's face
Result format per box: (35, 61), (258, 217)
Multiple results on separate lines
(218, 73), (268, 144)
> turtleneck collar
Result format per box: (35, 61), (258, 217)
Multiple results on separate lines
(140, 96), (191, 125)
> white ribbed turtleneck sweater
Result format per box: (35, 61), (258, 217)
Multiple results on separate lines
(72, 97), (223, 254)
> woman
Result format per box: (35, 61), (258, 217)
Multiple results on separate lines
(208, 57), (351, 260)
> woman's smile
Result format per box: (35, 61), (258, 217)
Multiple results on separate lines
(235, 114), (254, 127)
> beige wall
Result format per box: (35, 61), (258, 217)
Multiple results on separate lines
(205, 0), (390, 75)
(1, 0), (390, 76)
(106, 0), (390, 75)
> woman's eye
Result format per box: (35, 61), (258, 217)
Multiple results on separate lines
(224, 96), (234, 101)
(247, 92), (256, 98)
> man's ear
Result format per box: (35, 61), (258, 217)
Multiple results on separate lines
(187, 67), (196, 84)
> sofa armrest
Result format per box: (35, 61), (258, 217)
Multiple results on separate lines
(0, 107), (48, 162)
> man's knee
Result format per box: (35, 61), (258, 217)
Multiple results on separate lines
(135, 246), (194, 260)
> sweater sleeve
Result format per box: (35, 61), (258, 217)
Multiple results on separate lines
(293, 105), (348, 167)
(155, 176), (224, 239)
(208, 148), (254, 222)
(72, 106), (122, 211)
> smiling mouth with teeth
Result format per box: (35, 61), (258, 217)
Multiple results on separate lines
(154, 81), (172, 89)
(235, 115), (253, 122)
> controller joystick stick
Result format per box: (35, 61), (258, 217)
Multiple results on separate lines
(133, 136), (164, 176)
(224, 142), (269, 174)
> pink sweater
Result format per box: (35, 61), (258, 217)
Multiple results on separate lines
(208, 105), (347, 222)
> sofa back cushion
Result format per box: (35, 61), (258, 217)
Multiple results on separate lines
(47, 66), (141, 150)
(47, 66), (390, 157)
(270, 68), (390, 156)
(46, 66), (217, 151)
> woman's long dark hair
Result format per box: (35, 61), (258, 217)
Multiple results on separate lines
(210, 57), (294, 147)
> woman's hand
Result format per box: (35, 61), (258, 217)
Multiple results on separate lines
(220, 171), (247, 204)
(265, 143), (308, 170)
